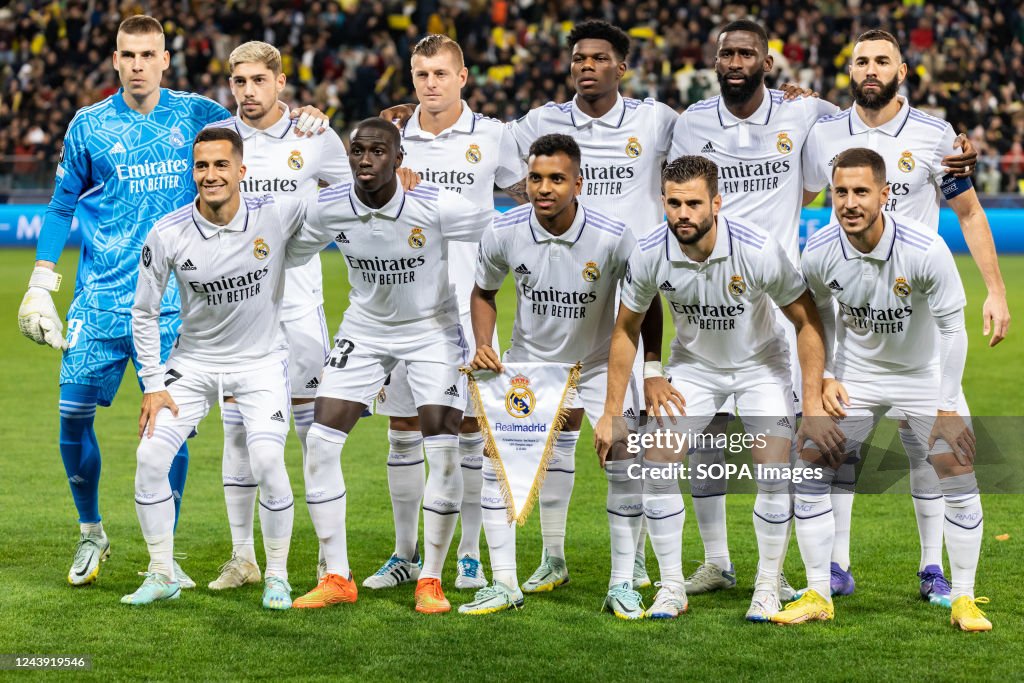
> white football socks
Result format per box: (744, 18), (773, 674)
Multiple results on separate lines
(902, 426), (945, 570)
(481, 463), (518, 589)
(304, 424), (349, 577)
(753, 466), (792, 589)
(386, 429), (424, 560)
(539, 431), (578, 561)
(420, 434), (462, 581)
(690, 446), (730, 569)
(829, 458), (856, 571)
(795, 459), (835, 599)
(457, 431), (485, 559)
(606, 456), (642, 586)
(941, 472), (983, 601)
(221, 403), (258, 564)
(642, 459), (685, 592)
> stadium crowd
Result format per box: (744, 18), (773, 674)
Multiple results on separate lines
(1, 0), (1024, 192)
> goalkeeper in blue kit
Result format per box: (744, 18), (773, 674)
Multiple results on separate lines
(16, 15), (326, 588)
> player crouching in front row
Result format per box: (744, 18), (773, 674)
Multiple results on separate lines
(783, 148), (990, 631)
(127, 127), (307, 609)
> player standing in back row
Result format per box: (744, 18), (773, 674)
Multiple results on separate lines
(366, 34), (527, 593)
(201, 41), (353, 590)
(802, 29), (1009, 605)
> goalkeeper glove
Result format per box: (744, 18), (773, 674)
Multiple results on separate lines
(18, 266), (67, 350)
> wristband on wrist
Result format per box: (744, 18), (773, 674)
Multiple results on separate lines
(643, 360), (664, 379)
(29, 266), (61, 292)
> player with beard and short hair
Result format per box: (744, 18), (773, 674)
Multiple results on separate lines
(594, 155), (839, 621)
(669, 20), (980, 602)
(802, 29), (1009, 607)
(785, 147), (989, 630)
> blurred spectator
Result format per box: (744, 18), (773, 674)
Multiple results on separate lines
(0, 0), (1022, 193)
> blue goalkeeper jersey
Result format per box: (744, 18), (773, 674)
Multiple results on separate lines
(36, 88), (230, 315)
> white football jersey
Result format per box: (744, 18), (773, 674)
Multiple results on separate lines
(672, 88), (839, 265)
(802, 98), (972, 230)
(289, 182), (493, 335)
(622, 216), (806, 374)
(205, 106), (352, 320)
(476, 203), (634, 367)
(134, 194), (306, 392)
(801, 212), (966, 381)
(509, 94), (676, 235)
(401, 102), (526, 316)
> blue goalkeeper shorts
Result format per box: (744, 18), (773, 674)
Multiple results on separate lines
(59, 300), (180, 407)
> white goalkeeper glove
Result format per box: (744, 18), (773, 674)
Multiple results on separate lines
(18, 266), (67, 350)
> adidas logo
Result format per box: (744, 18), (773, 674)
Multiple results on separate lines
(659, 280), (676, 292)
(828, 279), (843, 292)
(700, 141), (715, 154)
(271, 410), (286, 423)
(444, 384), (460, 398)
(110, 141), (127, 154)
(623, 407), (636, 419)
(777, 417), (792, 428)
(180, 259), (197, 271)
(514, 264), (531, 275)
(305, 378), (320, 389)
(335, 232), (350, 244)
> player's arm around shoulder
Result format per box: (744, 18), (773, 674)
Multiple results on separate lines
(285, 190), (339, 266)
(132, 224), (177, 434)
(437, 186), (494, 242)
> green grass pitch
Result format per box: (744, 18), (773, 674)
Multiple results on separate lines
(0, 249), (1021, 681)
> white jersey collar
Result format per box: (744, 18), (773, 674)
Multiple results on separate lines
(569, 93), (627, 129)
(839, 213), (897, 261)
(528, 202), (587, 244)
(191, 198), (249, 239)
(666, 216), (732, 264)
(348, 182), (406, 220)
(849, 97), (912, 137)
(233, 103), (294, 140)
(404, 101), (476, 140)
(717, 87), (773, 128)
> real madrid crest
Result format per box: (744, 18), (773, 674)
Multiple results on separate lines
(582, 261), (601, 282)
(466, 144), (482, 164)
(288, 150), (304, 170)
(408, 227), (426, 249)
(776, 132), (793, 154)
(898, 150), (915, 173)
(377, 386), (387, 403)
(625, 137), (642, 158)
(168, 126), (185, 148)
(505, 373), (535, 418)
(728, 275), (746, 296)
(253, 238), (270, 260)
(893, 277), (912, 297)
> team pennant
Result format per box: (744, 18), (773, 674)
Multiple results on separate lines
(463, 362), (581, 526)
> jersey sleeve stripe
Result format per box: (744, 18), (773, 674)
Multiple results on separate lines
(726, 224), (767, 247)
(585, 212), (626, 234)
(804, 233), (840, 252)
(730, 233), (765, 250)
(318, 184), (352, 204)
(895, 233), (931, 251)
(804, 224), (841, 248)
(907, 111), (948, 132)
(204, 117), (236, 129)
(894, 224), (934, 249)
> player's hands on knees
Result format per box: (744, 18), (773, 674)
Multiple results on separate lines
(779, 82), (818, 99)
(139, 391), (179, 438)
(821, 378), (849, 418)
(929, 410), (976, 466)
(290, 105), (330, 136)
(470, 345), (503, 373)
(644, 377), (685, 427)
(379, 104), (416, 129)
(942, 133), (978, 178)
(982, 291), (1010, 347)
(396, 167), (421, 192)
(798, 406), (846, 464)
(593, 414), (629, 468)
